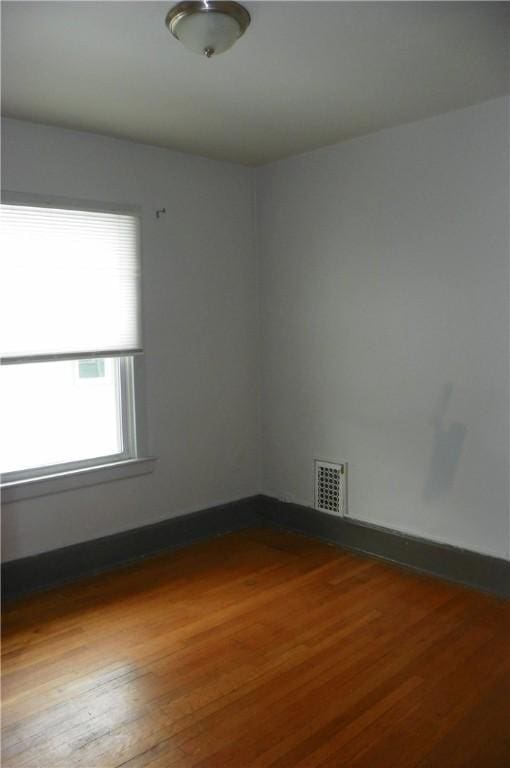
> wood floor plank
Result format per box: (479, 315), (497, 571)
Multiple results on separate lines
(2, 528), (509, 768)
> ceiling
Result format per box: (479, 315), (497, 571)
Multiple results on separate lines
(2, 1), (509, 166)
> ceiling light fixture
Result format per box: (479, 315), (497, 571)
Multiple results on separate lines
(165, 1), (250, 58)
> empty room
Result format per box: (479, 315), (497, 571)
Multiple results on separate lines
(1, 1), (509, 766)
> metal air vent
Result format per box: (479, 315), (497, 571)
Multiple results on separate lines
(314, 460), (346, 516)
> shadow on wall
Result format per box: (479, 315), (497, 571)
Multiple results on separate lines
(423, 383), (467, 502)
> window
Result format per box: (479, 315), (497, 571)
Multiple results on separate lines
(0, 197), (148, 491)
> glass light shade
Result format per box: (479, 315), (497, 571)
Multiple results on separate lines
(173, 11), (241, 55)
(166, 3), (250, 57)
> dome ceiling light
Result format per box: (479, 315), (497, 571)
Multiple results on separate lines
(165, 1), (251, 58)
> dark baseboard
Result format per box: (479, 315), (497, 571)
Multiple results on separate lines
(3, 494), (509, 601)
(258, 496), (510, 600)
(1, 495), (261, 601)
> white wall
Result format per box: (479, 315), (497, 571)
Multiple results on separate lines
(257, 97), (510, 560)
(1, 118), (259, 561)
(3, 98), (509, 564)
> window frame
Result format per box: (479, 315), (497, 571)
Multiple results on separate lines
(0, 192), (154, 499)
(1, 356), (137, 484)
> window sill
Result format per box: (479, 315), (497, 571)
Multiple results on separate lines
(1, 457), (158, 503)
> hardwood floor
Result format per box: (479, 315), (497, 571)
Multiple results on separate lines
(2, 528), (510, 768)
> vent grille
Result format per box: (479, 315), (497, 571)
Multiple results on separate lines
(315, 460), (346, 516)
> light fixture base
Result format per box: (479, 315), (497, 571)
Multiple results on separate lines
(165, 1), (251, 58)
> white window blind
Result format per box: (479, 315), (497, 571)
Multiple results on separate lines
(0, 203), (141, 363)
